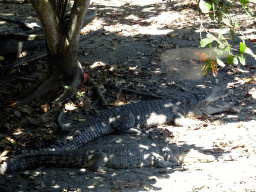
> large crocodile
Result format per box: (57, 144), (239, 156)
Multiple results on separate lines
(0, 134), (215, 175)
(53, 98), (201, 151)
(0, 97), (206, 174)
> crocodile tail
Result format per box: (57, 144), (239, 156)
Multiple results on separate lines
(0, 149), (108, 175)
(0, 151), (48, 175)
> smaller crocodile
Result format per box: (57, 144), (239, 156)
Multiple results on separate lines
(53, 98), (201, 151)
(0, 141), (214, 175)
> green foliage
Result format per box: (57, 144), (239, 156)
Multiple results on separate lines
(198, 0), (256, 75)
(76, 91), (84, 98)
(63, 85), (84, 98)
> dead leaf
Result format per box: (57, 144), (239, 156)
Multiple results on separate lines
(65, 103), (77, 111)
(0, 150), (9, 162)
(0, 150), (9, 157)
(41, 104), (50, 113)
(244, 78), (252, 83)
(13, 128), (24, 135)
(211, 59), (218, 76)
(6, 137), (15, 144)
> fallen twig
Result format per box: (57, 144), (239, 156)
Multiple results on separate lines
(88, 77), (108, 105)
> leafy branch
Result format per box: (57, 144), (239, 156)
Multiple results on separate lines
(198, 0), (256, 75)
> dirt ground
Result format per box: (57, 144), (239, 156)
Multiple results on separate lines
(1, 0), (256, 191)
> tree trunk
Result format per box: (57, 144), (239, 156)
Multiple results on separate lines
(17, 0), (90, 106)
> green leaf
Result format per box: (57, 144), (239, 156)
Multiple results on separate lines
(217, 11), (223, 22)
(223, 18), (232, 26)
(234, 22), (240, 30)
(199, 0), (212, 13)
(0, 56), (4, 60)
(209, 12), (215, 20)
(226, 55), (237, 65)
(204, 60), (212, 76)
(224, 45), (230, 52)
(213, 48), (223, 57)
(244, 47), (256, 58)
(230, 28), (234, 41)
(212, 2), (216, 13)
(200, 38), (214, 47)
(63, 85), (71, 89)
(240, 42), (246, 53)
(233, 56), (238, 65)
(242, 4), (252, 18)
(240, 0), (249, 3)
(222, 4), (228, 13)
(238, 54), (246, 65)
(76, 92), (84, 98)
(216, 57), (225, 67)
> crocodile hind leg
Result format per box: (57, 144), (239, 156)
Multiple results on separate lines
(110, 112), (139, 134)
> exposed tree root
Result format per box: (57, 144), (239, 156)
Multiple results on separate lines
(16, 59), (110, 107)
(87, 77), (108, 105)
(53, 66), (84, 106)
(16, 76), (60, 106)
(16, 65), (84, 106)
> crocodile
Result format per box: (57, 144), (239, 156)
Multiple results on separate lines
(0, 135), (215, 175)
(0, 97), (207, 174)
(53, 98), (201, 151)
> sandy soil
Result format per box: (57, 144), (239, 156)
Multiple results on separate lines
(1, 0), (256, 191)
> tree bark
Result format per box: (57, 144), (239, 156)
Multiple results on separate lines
(17, 0), (91, 106)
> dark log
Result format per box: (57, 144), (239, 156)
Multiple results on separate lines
(0, 10), (98, 63)
(0, 15), (41, 29)
(0, 10), (96, 34)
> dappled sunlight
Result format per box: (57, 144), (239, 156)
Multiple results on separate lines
(142, 112), (169, 126)
(249, 87), (256, 99)
(1, 0), (256, 191)
(139, 28), (173, 35)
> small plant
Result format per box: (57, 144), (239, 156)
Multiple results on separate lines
(198, 0), (256, 75)
(63, 85), (85, 98)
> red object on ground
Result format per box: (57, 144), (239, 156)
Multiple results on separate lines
(82, 72), (90, 84)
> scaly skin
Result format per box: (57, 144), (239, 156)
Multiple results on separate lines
(0, 142), (215, 175)
(1, 98), (205, 174)
(54, 98), (199, 150)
